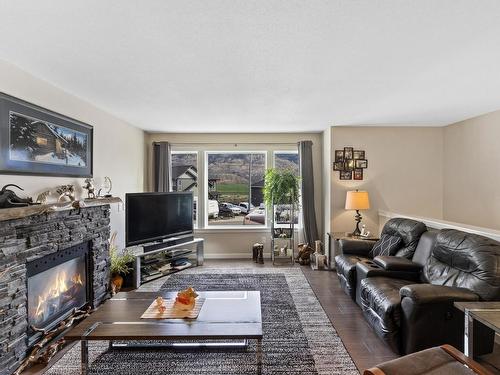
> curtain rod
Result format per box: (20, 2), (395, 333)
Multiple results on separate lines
(153, 141), (305, 146)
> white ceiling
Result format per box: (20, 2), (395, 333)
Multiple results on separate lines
(1, 1), (500, 133)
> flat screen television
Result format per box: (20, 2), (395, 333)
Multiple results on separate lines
(126, 192), (194, 247)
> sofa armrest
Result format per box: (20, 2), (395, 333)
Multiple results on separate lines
(339, 239), (375, 256)
(373, 256), (422, 272)
(400, 284), (480, 305)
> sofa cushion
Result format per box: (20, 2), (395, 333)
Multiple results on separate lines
(335, 255), (370, 299)
(370, 234), (403, 257)
(425, 229), (500, 301)
(360, 277), (415, 353)
(381, 218), (427, 259)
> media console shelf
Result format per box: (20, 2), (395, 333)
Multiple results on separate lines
(129, 238), (204, 288)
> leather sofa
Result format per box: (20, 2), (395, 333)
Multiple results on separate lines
(334, 218), (427, 301)
(358, 228), (500, 355)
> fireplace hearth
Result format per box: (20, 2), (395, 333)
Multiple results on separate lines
(26, 242), (91, 342)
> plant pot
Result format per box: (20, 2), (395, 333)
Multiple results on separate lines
(111, 274), (124, 293)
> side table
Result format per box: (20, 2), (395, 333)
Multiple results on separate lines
(327, 232), (379, 270)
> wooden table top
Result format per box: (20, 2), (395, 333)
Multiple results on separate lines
(65, 291), (262, 341)
(454, 301), (500, 312)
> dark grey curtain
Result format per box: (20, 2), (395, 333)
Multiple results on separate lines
(153, 142), (172, 192)
(299, 140), (319, 245)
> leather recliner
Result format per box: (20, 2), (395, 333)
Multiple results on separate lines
(358, 229), (500, 355)
(334, 218), (427, 301)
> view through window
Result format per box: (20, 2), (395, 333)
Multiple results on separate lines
(207, 152), (266, 226)
(171, 152), (198, 224)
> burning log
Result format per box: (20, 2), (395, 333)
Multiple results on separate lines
(14, 307), (92, 375)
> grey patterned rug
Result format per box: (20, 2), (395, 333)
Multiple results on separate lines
(47, 267), (359, 374)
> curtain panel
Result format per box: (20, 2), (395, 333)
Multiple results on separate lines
(153, 142), (172, 192)
(298, 140), (319, 245)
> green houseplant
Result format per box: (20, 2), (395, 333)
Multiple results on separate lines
(263, 168), (300, 209)
(109, 232), (135, 292)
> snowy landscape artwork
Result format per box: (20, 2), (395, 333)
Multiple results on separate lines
(9, 112), (88, 167)
(0, 93), (93, 177)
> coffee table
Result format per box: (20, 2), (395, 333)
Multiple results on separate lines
(65, 291), (263, 374)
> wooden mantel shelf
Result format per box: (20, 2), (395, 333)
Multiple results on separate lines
(0, 196), (123, 222)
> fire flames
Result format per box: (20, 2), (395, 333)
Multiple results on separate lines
(34, 270), (84, 321)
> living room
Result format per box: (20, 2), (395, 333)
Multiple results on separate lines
(0, 1), (499, 375)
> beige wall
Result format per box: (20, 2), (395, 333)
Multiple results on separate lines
(443, 110), (500, 230)
(0, 60), (145, 249)
(331, 126), (444, 234)
(145, 132), (323, 257)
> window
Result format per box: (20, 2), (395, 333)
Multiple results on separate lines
(206, 152), (266, 227)
(171, 152), (198, 224)
(274, 151), (300, 225)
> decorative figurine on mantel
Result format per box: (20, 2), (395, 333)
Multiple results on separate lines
(82, 178), (96, 199)
(97, 176), (113, 198)
(56, 185), (76, 202)
(35, 190), (51, 204)
(0, 184), (37, 208)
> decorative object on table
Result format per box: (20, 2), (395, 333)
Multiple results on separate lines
(263, 168), (300, 265)
(360, 224), (371, 237)
(0, 184), (37, 208)
(141, 295), (206, 319)
(174, 287), (199, 311)
(56, 184), (76, 202)
(345, 190), (370, 236)
(0, 93), (93, 177)
(295, 243), (314, 265)
(333, 147), (368, 180)
(252, 243), (264, 263)
(110, 232), (135, 294)
(279, 244), (288, 257)
(82, 178), (96, 199)
(35, 190), (51, 204)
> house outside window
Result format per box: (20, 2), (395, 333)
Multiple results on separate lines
(171, 151), (198, 224)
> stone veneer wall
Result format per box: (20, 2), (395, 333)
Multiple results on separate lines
(0, 205), (111, 375)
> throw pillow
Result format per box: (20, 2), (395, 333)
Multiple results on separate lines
(370, 234), (403, 257)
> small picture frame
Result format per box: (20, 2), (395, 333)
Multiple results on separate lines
(335, 150), (344, 162)
(353, 150), (365, 160)
(340, 170), (352, 180)
(343, 147), (354, 160)
(344, 159), (355, 171)
(353, 169), (363, 180)
(333, 162), (344, 171)
(355, 159), (368, 169)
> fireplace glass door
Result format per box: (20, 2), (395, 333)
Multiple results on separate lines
(27, 255), (87, 329)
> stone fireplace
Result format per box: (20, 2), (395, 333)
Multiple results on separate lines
(0, 205), (111, 375)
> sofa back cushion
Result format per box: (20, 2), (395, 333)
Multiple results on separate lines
(425, 229), (500, 301)
(381, 218), (427, 259)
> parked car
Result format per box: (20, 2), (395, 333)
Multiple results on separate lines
(218, 203), (235, 218)
(221, 202), (242, 215)
(207, 199), (219, 218)
(244, 208), (266, 224)
(238, 202), (255, 214)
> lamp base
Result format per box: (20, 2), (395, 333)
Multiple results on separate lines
(351, 210), (362, 236)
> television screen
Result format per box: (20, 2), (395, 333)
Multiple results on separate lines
(126, 192), (193, 246)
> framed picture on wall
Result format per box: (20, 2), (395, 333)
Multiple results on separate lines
(335, 150), (344, 162)
(340, 170), (352, 180)
(353, 169), (363, 180)
(344, 159), (355, 171)
(0, 93), (93, 177)
(353, 150), (365, 159)
(333, 162), (344, 171)
(343, 147), (353, 160)
(355, 159), (368, 168)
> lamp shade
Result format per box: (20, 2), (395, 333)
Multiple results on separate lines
(345, 190), (370, 210)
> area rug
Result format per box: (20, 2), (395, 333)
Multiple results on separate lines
(46, 267), (359, 375)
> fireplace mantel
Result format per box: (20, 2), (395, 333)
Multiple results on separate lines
(0, 205), (112, 375)
(0, 196), (122, 222)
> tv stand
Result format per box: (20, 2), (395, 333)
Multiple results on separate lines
(129, 238), (204, 288)
(143, 235), (194, 253)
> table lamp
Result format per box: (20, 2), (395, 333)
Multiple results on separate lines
(345, 190), (370, 236)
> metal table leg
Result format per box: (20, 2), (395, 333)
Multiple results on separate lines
(256, 339), (262, 375)
(81, 340), (88, 375)
(464, 309), (474, 357)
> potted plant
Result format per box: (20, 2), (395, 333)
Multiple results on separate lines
(263, 168), (300, 209)
(109, 232), (135, 293)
